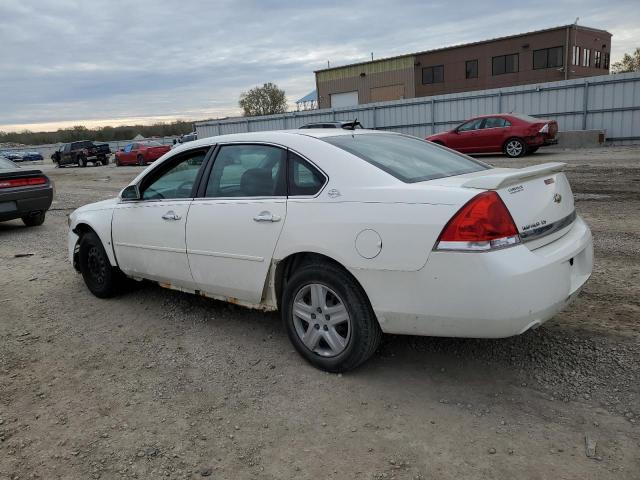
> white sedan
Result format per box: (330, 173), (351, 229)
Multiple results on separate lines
(68, 130), (593, 372)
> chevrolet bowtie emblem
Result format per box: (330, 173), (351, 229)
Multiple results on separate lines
(553, 193), (562, 203)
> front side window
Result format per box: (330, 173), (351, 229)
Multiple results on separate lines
(140, 149), (207, 200)
(492, 54), (518, 75)
(288, 152), (325, 196)
(205, 144), (286, 198)
(465, 59), (478, 79)
(323, 133), (488, 184)
(422, 65), (444, 84)
(458, 118), (484, 132)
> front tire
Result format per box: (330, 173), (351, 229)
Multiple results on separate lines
(78, 155), (87, 167)
(282, 262), (381, 372)
(21, 212), (46, 227)
(137, 155), (145, 166)
(78, 231), (122, 298)
(504, 138), (526, 158)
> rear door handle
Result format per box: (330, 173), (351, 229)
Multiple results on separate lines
(162, 210), (181, 221)
(253, 211), (281, 222)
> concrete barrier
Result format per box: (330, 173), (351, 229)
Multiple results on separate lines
(555, 130), (605, 148)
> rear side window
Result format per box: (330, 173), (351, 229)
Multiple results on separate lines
(484, 117), (510, 128)
(288, 152), (325, 196)
(323, 134), (488, 183)
(205, 144), (286, 197)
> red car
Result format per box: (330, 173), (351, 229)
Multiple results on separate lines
(115, 141), (171, 166)
(426, 113), (558, 158)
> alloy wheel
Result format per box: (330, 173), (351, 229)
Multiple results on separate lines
(292, 283), (351, 357)
(506, 140), (523, 157)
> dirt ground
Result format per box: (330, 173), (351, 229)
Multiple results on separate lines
(1, 146), (639, 479)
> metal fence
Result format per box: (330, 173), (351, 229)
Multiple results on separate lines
(195, 71), (640, 144)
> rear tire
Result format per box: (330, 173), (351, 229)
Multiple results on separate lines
(504, 138), (526, 158)
(78, 231), (123, 298)
(282, 262), (381, 372)
(21, 212), (46, 227)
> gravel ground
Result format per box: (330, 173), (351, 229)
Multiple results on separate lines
(1, 146), (639, 479)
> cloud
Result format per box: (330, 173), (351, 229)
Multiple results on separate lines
(1, 0), (638, 131)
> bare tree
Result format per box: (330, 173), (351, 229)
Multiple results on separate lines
(239, 83), (288, 117)
(611, 48), (640, 73)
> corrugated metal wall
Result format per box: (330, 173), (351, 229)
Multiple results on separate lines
(196, 71), (640, 143)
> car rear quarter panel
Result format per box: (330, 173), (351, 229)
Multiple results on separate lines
(274, 196), (469, 272)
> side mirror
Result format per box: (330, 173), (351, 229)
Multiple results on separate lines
(121, 184), (140, 201)
(452, 128), (460, 134)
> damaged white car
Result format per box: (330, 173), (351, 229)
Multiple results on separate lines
(68, 130), (593, 372)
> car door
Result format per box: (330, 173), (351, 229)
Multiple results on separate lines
(111, 147), (210, 289)
(186, 143), (288, 303)
(479, 117), (510, 152)
(447, 118), (485, 153)
(61, 143), (72, 165)
(121, 144), (134, 164)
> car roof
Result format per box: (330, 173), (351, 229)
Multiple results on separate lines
(171, 128), (396, 151)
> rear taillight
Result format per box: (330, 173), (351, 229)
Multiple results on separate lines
(539, 123), (549, 134)
(0, 176), (47, 189)
(435, 191), (520, 251)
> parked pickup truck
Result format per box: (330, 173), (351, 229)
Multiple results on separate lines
(51, 141), (111, 167)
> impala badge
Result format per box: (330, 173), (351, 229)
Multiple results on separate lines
(553, 193), (562, 203)
(327, 188), (341, 198)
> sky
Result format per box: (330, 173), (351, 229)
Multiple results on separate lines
(1, 0), (638, 132)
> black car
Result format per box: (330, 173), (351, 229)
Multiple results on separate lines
(51, 140), (111, 167)
(0, 157), (53, 226)
(299, 120), (363, 130)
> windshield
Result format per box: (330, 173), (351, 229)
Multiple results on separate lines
(323, 133), (489, 183)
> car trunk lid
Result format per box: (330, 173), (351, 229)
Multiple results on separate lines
(430, 162), (576, 249)
(463, 162), (575, 248)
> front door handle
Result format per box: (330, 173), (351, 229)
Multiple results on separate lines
(253, 211), (281, 222)
(162, 210), (181, 221)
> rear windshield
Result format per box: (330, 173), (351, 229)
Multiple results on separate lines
(323, 133), (488, 183)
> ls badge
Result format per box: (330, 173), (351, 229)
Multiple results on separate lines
(553, 193), (562, 203)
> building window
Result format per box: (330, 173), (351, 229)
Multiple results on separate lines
(422, 65), (444, 84)
(492, 54), (518, 75)
(533, 46), (564, 69)
(572, 45), (580, 66)
(603, 52), (610, 69)
(582, 48), (591, 67)
(594, 50), (602, 68)
(465, 59), (478, 79)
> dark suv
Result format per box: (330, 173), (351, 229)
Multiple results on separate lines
(51, 141), (111, 167)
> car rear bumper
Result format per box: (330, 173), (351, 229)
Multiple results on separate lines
(0, 186), (53, 222)
(354, 216), (593, 338)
